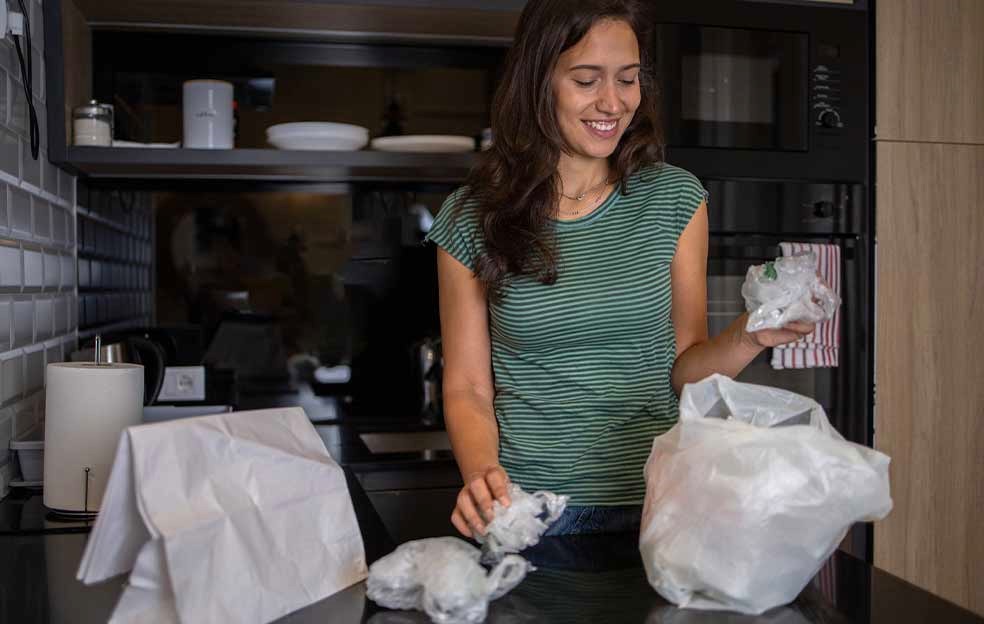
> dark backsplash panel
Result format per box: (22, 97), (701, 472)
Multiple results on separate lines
(154, 188), (446, 417)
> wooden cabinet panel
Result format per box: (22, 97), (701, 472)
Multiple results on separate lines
(876, 0), (984, 143)
(874, 141), (984, 617)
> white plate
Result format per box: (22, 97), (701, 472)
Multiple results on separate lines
(267, 135), (368, 151)
(370, 135), (475, 153)
(266, 122), (369, 142)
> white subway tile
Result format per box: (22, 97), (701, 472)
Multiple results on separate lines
(1, 350), (23, 404)
(53, 295), (67, 334)
(9, 78), (26, 135)
(67, 294), (76, 330)
(45, 339), (62, 370)
(0, 299), (10, 352)
(12, 298), (32, 346)
(0, 184), (6, 235)
(42, 251), (58, 288)
(0, 244), (20, 287)
(9, 187), (30, 238)
(23, 248), (41, 287)
(32, 197), (49, 240)
(51, 204), (65, 243)
(13, 400), (34, 438)
(22, 143), (40, 189)
(24, 345), (43, 393)
(10, 79), (26, 134)
(0, 125), (15, 181)
(0, 409), (11, 465)
(35, 296), (51, 340)
(60, 254), (73, 289)
(0, 69), (7, 128)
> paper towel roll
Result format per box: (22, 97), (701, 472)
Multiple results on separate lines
(43, 362), (144, 514)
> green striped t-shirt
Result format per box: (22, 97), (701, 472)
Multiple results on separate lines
(426, 163), (707, 505)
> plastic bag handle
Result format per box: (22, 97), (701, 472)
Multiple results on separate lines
(486, 555), (530, 600)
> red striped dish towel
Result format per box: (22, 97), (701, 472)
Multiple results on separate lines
(771, 242), (841, 369)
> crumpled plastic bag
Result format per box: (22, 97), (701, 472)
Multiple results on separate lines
(640, 374), (892, 615)
(741, 253), (840, 332)
(366, 537), (531, 624)
(475, 484), (568, 563)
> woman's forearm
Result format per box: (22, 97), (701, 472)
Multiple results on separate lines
(442, 389), (501, 481)
(670, 312), (764, 395)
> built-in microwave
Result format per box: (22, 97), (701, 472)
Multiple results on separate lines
(651, 0), (870, 181)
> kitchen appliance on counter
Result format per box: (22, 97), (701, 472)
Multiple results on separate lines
(651, 0), (869, 182)
(71, 334), (166, 405)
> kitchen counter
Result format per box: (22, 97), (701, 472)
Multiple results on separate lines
(3, 465), (983, 624)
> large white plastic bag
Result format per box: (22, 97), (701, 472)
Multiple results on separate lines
(475, 484), (568, 564)
(742, 253), (840, 332)
(640, 375), (892, 615)
(367, 537), (531, 624)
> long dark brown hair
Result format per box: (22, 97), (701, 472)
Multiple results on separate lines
(457, 0), (663, 301)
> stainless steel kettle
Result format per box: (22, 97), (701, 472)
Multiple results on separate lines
(71, 334), (167, 405)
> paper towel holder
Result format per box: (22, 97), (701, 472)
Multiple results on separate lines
(43, 337), (145, 521)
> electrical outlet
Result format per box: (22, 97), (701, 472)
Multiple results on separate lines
(157, 366), (206, 402)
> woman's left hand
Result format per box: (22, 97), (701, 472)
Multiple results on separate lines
(743, 320), (816, 349)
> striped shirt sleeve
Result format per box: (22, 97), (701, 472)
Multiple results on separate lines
(674, 171), (709, 240)
(424, 188), (481, 272)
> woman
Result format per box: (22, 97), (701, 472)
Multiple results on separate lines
(425, 0), (814, 537)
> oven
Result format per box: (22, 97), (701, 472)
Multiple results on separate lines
(701, 178), (871, 448)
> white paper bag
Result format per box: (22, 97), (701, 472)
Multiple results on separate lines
(77, 407), (368, 624)
(640, 375), (891, 615)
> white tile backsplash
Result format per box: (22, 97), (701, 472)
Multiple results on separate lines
(0, 44), (81, 483)
(10, 187), (30, 238)
(24, 345), (43, 393)
(35, 296), (51, 340)
(12, 298), (32, 347)
(60, 254), (73, 289)
(53, 296), (67, 334)
(0, 299), (9, 352)
(1, 350), (23, 404)
(0, 244), (20, 287)
(0, 410), (10, 466)
(0, 125), (18, 179)
(42, 252), (58, 288)
(32, 197), (49, 239)
(23, 248), (41, 287)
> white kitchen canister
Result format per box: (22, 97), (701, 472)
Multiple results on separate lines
(43, 362), (144, 515)
(182, 79), (234, 149)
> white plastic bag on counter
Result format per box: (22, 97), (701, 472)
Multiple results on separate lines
(367, 537), (531, 624)
(475, 484), (568, 563)
(741, 253), (840, 332)
(640, 374), (892, 615)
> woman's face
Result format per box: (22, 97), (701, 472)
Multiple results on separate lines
(551, 19), (642, 162)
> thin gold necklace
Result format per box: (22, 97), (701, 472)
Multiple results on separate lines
(558, 183), (609, 217)
(559, 176), (610, 202)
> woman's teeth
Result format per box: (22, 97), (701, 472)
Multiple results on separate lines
(585, 120), (617, 131)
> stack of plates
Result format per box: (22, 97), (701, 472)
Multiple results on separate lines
(370, 135), (475, 153)
(266, 122), (370, 151)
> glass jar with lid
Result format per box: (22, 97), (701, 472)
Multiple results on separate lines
(72, 100), (114, 146)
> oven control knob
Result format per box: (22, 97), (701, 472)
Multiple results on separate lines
(818, 109), (842, 128)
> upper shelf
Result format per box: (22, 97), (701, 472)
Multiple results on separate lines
(63, 146), (479, 186)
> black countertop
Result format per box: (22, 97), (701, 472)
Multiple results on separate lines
(1, 422), (982, 624)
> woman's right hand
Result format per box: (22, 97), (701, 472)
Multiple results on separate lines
(451, 465), (512, 538)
